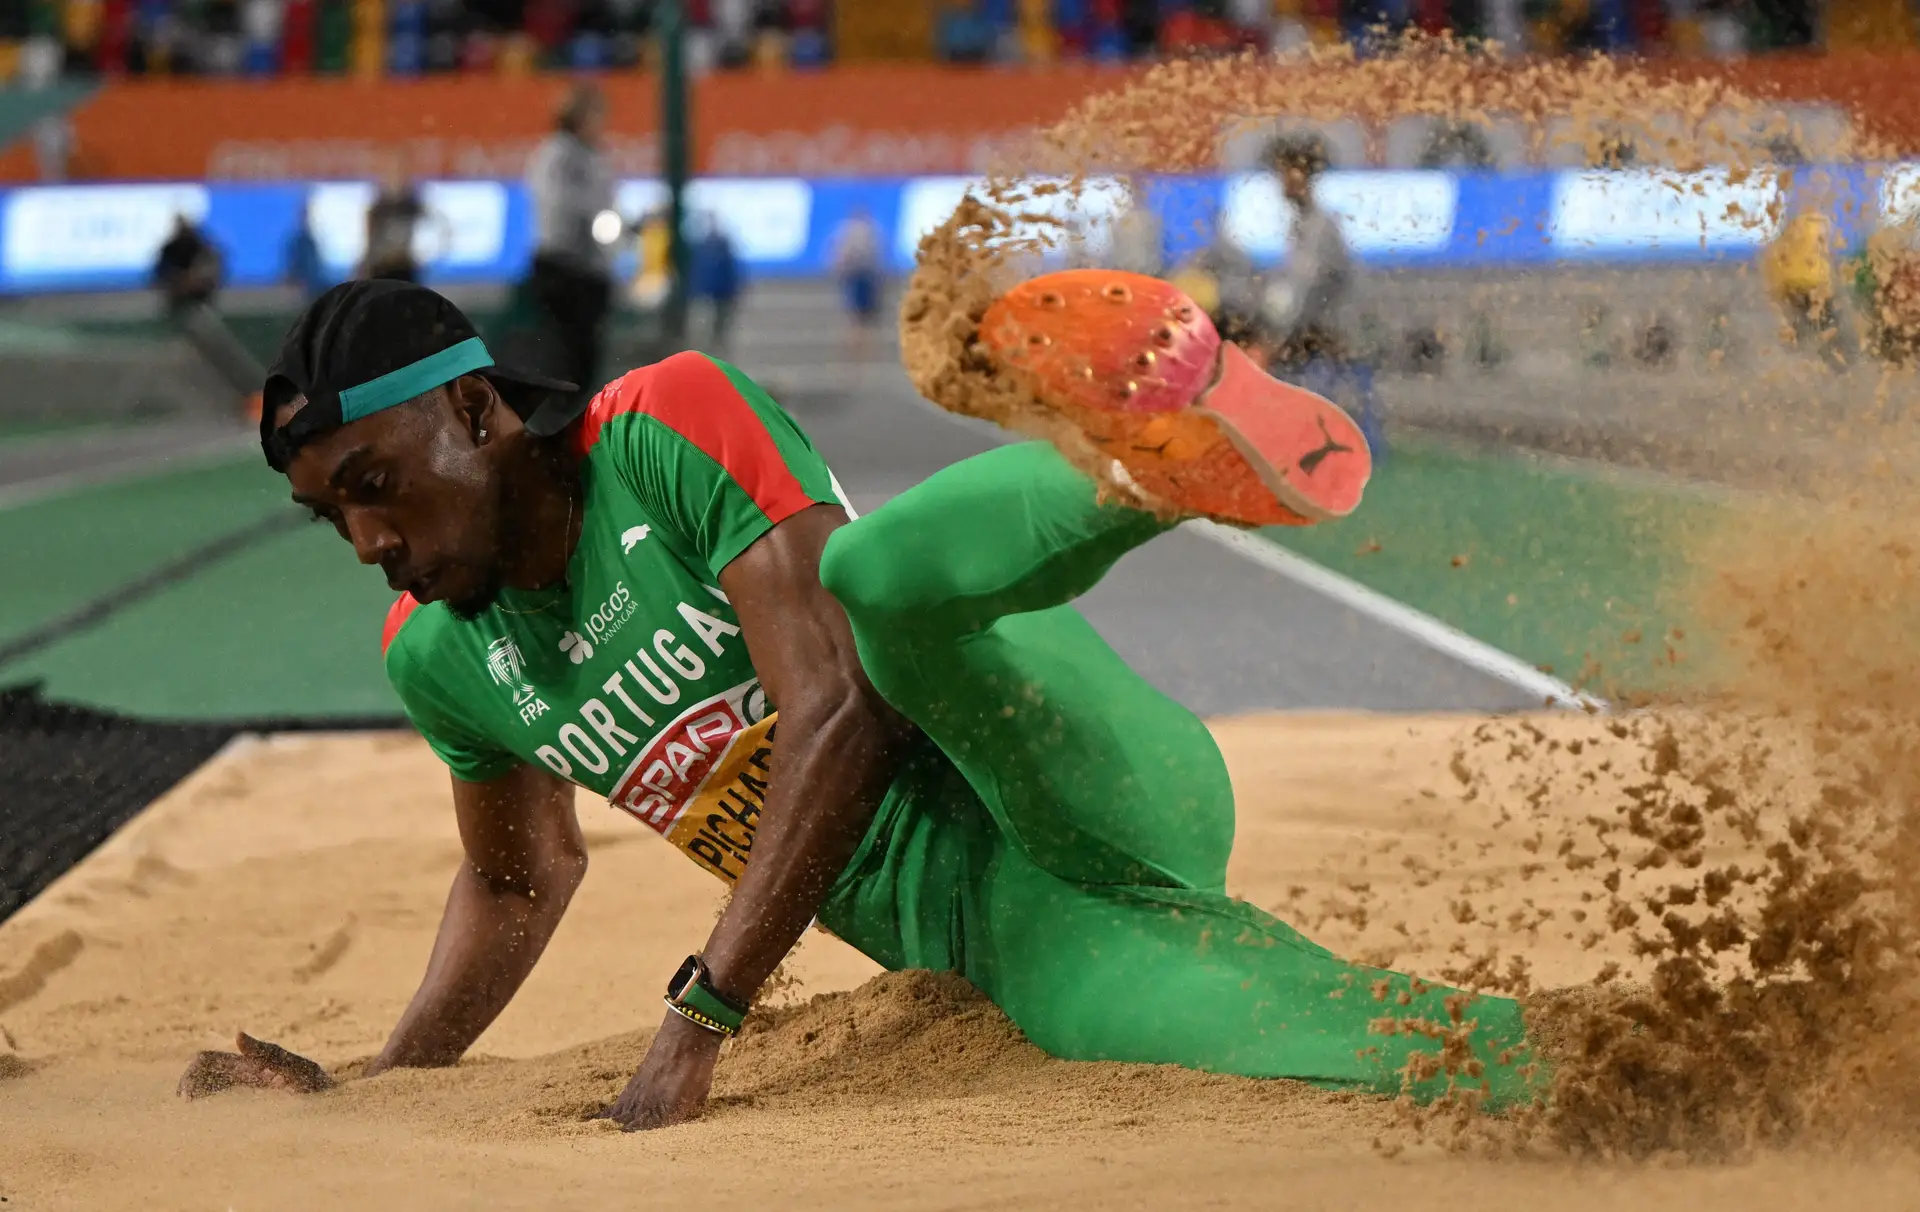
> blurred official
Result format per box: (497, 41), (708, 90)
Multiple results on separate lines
(1259, 134), (1352, 374)
(525, 83), (618, 400)
(285, 194), (331, 304)
(689, 215), (743, 360)
(364, 157), (437, 284)
(1256, 134), (1384, 456)
(153, 213), (264, 418)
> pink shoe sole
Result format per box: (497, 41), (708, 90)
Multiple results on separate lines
(979, 269), (1371, 526)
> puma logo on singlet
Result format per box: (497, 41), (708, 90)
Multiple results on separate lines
(1297, 416), (1353, 477)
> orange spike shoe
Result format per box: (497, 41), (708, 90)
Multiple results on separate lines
(978, 269), (1370, 527)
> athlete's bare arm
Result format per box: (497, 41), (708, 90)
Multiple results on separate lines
(705, 504), (914, 1006)
(598, 501), (915, 1130)
(366, 765), (587, 1073)
(178, 764), (584, 1097)
(180, 505), (907, 1111)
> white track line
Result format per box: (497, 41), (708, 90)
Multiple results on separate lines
(869, 380), (1606, 712)
(894, 387), (1605, 706)
(1189, 521), (1604, 711)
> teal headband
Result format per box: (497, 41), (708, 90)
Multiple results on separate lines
(336, 336), (496, 423)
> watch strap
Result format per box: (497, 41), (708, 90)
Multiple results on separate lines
(666, 955), (749, 1034)
(678, 977), (748, 1034)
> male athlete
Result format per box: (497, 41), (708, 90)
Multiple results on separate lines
(179, 277), (1534, 1127)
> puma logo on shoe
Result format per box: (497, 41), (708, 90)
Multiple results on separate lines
(1297, 416), (1353, 476)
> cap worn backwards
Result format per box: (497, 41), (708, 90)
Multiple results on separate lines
(260, 279), (581, 473)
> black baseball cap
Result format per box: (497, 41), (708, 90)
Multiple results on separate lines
(261, 279), (581, 472)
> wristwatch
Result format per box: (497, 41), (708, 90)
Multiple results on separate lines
(664, 954), (750, 1037)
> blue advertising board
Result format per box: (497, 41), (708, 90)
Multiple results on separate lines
(0, 163), (1901, 296)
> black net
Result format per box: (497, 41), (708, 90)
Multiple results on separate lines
(0, 682), (405, 924)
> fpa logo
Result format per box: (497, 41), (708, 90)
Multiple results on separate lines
(486, 636), (549, 723)
(486, 637), (532, 701)
(559, 630), (595, 664)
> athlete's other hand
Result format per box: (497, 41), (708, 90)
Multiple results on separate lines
(177, 1032), (335, 1100)
(595, 1011), (725, 1130)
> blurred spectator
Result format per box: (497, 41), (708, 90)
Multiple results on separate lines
(1696, 0), (1750, 55)
(11, 0), (1834, 80)
(1847, 219), (1920, 367)
(830, 205), (884, 357)
(285, 194), (331, 302)
(936, 4), (996, 62)
(155, 214), (221, 312)
(1159, 0), (1245, 53)
(1169, 212), (1262, 348)
(153, 214), (264, 416)
(524, 81), (619, 397)
(31, 114), (72, 181)
(1256, 133), (1383, 454)
(1761, 209), (1851, 369)
(1258, 133), (1352, 373)
(1747, 0), (1812, 50)
(1416, 120), (1499, 170)
(688, 213), (743, 358)
(629, 205), (673, 310)
(1107, 187), (1164, 276)
(363, 157), (439, 282)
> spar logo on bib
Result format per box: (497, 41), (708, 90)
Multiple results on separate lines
(607, 680), (770, 833)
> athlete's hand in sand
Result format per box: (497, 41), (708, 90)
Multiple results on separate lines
(177, 1032), (335, 1100)
(595, 1011), (725, 1131)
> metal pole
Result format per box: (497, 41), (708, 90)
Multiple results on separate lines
(660, 0), (691, 347)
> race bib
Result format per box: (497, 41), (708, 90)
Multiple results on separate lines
(606, 679), (775, 883)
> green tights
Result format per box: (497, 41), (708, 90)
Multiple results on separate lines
(816, 441), (1533, 1106)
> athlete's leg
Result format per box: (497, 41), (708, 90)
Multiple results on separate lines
(820, 747), (1534, 1106)
(820, 440), (1234, 891)
(972, 850), (1537, 1107)
(817, 439), (1536, 1103)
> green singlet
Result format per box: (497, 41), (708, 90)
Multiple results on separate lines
(383, 351), (1535, 1106)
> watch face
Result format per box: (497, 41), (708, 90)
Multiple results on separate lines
(667, 955), (700, 1000)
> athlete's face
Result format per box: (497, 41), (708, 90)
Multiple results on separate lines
(283, 376), (519, 618)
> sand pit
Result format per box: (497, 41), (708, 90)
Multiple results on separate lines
(2, 715), (1917, 1209)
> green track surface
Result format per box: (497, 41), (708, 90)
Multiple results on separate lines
(3, 521), (400, 719)
(1265, 441), (1734, 698)
(3, 435), (1730, 720)
(0, 457), (289, 647)
(0, 418), (142, 443)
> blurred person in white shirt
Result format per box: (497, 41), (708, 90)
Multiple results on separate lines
(1258, 133), (1352, 376)
(1107, 186), (1164, 277)
(523, 83), (621, 400)
(32, 115), (72, 182)
(1257, 133), (1385, 454)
